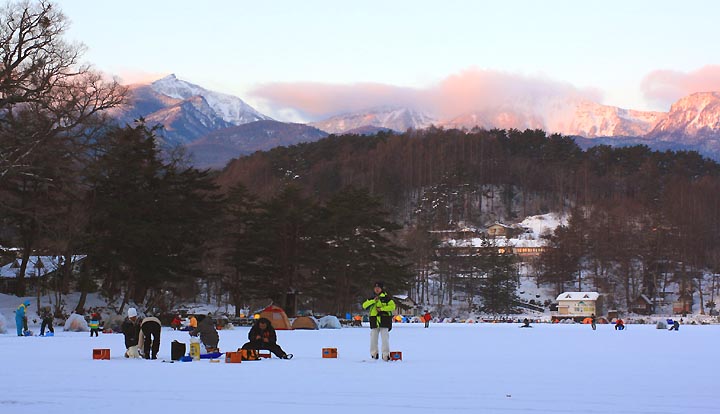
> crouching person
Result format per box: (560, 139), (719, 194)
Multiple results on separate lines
(122, 308), (141, 358)
(241, 317), (293, 359)
(190, 314), (220, 352)
(139, 315), (161, 359)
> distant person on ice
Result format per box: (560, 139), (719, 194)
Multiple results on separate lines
(139, 314), (162, 359)
(520, 318), (532, 328)
(39, 306), (54, 336)
(15, 300), (30, 336)
(615, 318), (625, 331)
(669, 319), (680, 331)
(89, 312), (101, 337)
(423, 311), (432, 328)
(122, 307), (141, 358)
(241, 317), (293, 359)
(362, 281), (396, 361)
(190, 313), (219, 352)
(591, 313), (597, 330)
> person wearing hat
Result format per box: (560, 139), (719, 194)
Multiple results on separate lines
(362, 281), (396, 361)
(15, 300), (30, 336)
(122, 307), (141, 358)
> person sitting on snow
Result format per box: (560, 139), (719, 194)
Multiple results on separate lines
(520, 318), (532, 328)
(171, 315), (182, 330)
(615, 318), (625, 331)
(241, 317), (293, 359)
(190, 313), (220, 352)
(122, 308), (141, 358)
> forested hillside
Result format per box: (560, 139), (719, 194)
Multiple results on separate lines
(217, 128), (720, 313)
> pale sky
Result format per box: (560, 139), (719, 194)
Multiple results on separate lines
(54, 0), (720, 121)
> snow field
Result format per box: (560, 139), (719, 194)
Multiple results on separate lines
(2, 322), (719, 413)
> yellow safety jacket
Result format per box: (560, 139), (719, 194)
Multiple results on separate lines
(362, 291), (396, 330)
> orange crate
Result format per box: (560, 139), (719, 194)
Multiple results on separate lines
(225, 351), (242, 363)
(240, 349), (259, 361)
(322, 348), (338, 358)
(93, 348), (110, 360)
(389, 351), (402, 361)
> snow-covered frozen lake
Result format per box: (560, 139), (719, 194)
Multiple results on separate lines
(2, 322), (718, 413)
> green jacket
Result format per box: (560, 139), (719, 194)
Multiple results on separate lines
(362, 291), (396, 330)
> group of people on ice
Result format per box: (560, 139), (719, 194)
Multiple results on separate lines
(118, 280), (394, 361)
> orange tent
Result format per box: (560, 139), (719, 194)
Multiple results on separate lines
(260, 305), (292, 330)
(582, 317), (593, 324)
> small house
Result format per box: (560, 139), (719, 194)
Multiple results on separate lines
(555, 292), (602, 317)
(632, 294), (653, 315)
(486, 223), (520, 238)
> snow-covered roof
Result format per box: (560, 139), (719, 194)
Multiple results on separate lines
(556, 292), (600, 301)
(0, 255), (86, 278)
(446, 237), (545, 248)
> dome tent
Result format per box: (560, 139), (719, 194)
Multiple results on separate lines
(291, 315), (319, 330)
(259, 305), (292, 330)
(64, 313), (89, 332)
(318, 315), (342, 329)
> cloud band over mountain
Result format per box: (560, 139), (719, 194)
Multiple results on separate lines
(642, 65), (720, 108)
(251, 68), (602, 122)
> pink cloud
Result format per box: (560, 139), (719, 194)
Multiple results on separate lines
(113, 69), (171, 85)
(641, 65), (720, 107)
(251, 82), (424, 119)
(251, 68), (601, 122)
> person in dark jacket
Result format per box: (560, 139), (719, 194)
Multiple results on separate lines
(362, 281), (396, 361)
(122, 307), (141, 358)
(669, 319), (680, 331)
(241, 317), (293, 359)
(190, 314), (220, 351)
(39, 306), (54, 336)
(139, 315), (162, 359)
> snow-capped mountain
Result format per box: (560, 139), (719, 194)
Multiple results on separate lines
(144, 95), (233, 146)
(151, 74), (271, 125)
(646, 92), (720, 143)
(310, 107), (434, 134)
(560, 100), (665, 138)
(440, 99), (664, 138)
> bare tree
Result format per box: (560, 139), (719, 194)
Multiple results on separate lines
(0, 0), (126, 181)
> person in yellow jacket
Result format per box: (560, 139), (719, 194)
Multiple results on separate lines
(362, 281), (396, 361)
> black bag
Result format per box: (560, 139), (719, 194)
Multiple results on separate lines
(171, 340), (186, 361)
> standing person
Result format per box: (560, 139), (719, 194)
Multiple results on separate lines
(591, 313), (597, 331)
(362, 281), (396, 361)
(15, 300), (30, 336)
(189, 313), (219, 352)
(39, 306), (54, 336)
(139, 315), (162, 359)
(423, 311), (432, 328)
(89, 312), (101, 337)
(241, 317), (293, 359)
(122, 308), (141, 358)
